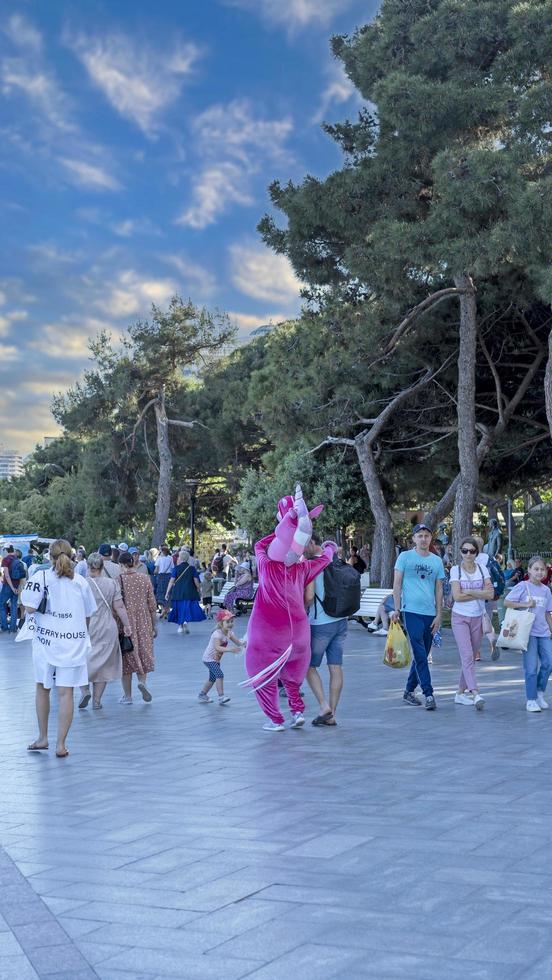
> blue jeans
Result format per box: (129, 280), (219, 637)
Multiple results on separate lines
(523, 635), (552, 700)
(404, 612), (434, 697)
(0, 583), (18, 631)
(310, 619), (348, 667)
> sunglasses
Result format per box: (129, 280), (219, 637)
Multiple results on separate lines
(461, 548), (477, 555)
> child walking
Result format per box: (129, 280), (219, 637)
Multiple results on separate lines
(504, 555), (552, 713)
(198, 609), (244, 704)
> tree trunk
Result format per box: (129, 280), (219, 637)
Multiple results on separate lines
(370, 526), (382, 584)
(545, 329), (552, 440)
(451, 275), (479, 549)
(152, 395), (172, 548)
(356, 438), (395, 587)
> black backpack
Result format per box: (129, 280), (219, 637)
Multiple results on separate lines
(318, 557), (361, 618)
(212, 555), (224, 574)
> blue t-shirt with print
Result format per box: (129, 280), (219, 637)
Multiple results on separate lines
(395, 549), (445, 616)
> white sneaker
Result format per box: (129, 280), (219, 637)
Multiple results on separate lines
(526, 700), (542, 713)
(290, 713), (305, 728)
(537, 692), (549, 709)
(262, 721), (285, 732)
(218, 696), (231, 705)
(474, 694), (485, 711)
(177, 626), (184, 634)
(374, 628), (388, 636)
(118, 695), (133, 704)
(367, 622), (378, 632)
(455, 693), (474, 706)
(198, 692), (212, 703)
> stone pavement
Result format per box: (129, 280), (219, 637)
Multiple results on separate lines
(1, 615), (552, 980)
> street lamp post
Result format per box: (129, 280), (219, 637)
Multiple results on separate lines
(185, 480), (200, 554)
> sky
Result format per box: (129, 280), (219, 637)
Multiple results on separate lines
(0, 0), (380, 453)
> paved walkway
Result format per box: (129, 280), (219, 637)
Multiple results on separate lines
(0, 616), (550, 979)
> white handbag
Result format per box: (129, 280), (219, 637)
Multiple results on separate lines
(498, 607), (535, 651)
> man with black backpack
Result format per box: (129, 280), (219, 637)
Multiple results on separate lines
(304, 533), (361, 726)
(1, 546), (26, 633)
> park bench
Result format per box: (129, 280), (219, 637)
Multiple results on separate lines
(349, 587), (393, 629)
(211, 582), (258, 614)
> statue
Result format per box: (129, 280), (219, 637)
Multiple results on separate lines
(483, 518), (502, 559)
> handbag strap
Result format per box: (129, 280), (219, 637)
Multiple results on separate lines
(90, 577), (112, 612)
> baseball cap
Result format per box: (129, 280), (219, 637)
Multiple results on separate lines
(412, 523), (432, 535)
(128, 546), (139, 555)
(215, 609), (235, 622)
(118, 542), (129, 552)
(98, 543), (111, 557)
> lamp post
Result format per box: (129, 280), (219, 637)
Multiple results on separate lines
(184, 480), (200, 554)
(507, 496), (514, 560)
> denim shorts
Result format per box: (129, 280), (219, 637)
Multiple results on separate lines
(310, 619), (348, 667)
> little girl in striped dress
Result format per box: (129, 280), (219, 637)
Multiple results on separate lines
(198, 609), (244, 705)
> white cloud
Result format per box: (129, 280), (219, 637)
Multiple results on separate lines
(177, 99), (293, 229)
(228, 310), (289, 334)
(69, 32), (202, 137)
(312, 61), (360, 124)
(162, 255), (217, 298)
(29, 317), (117, 358)
(0, 343), (20, 362)
(0, 309), (28, 337)
(3, 14), (43, 52)
(97, 270), (177, 319)
(229, 242), (302, 305)
(1, 60), (74, 132)
(111, 217), (160, 237)
(226, 0), (353, 30)
(60, 157), (121, 191)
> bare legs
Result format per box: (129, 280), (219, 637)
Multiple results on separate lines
(201, 677), (224, 697)
(29, 683), (73, 754)
(307, 665), (343, 718)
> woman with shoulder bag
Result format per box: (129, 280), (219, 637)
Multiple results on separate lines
(118, 551), (157, 705)
(78, 553), (132, 710)
(504, 555), (552, 713)
(165, 548), (205, 634)
(450, 537), (494, 711)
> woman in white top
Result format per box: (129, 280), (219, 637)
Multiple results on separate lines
(19, 539), (97, 757)
(450, 537), (494, 710)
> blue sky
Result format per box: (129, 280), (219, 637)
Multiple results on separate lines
(0, 0), (380, 452)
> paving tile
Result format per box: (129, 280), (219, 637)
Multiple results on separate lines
(99, 947), (261, 977)
(0, 956), (39, 980)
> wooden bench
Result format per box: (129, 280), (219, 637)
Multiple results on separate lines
(349, 588), (393, 629)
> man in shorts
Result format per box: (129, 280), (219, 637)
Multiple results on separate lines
(305, 534), (348, 727)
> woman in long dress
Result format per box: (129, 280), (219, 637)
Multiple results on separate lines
(118, 551), (157, 704)
(78, 553), (132, 710)
(166, 548), (206, 634)
(19, 538), (97, 758)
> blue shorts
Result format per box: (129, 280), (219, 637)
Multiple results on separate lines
(205, 661), (224, 682)
(310, 620), (348, 668)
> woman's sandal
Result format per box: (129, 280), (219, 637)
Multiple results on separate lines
(27, 742), (48, 751)
(312, 711), (335, 727)
(78, 692), (91, 709)
(56, 749), (69, 758)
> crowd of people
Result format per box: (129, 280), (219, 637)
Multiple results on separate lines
(1, 521), (550, 753)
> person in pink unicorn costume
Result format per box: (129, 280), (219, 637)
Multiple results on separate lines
(242, 483), (337, 732)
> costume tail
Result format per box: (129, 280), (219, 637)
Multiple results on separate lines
(239, 644), (292, 692)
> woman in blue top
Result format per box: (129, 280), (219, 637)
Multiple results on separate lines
(165, 548), (206, 634)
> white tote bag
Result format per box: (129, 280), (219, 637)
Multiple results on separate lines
(497, 607), (535, 651)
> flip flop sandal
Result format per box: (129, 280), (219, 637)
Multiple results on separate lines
(138, 683), (152, 703)
(78, 693), (91, 709)
(56, 749), (69, 758)
(312, 711), (334, 727)
(27, 743), (48, 751)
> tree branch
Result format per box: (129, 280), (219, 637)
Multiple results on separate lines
(478, 328), (504, 425)
(167, 418), (209, 430)
(306, 436), (355, 455)
(384, 288), (467, 354)
(128, 396), (159, 451)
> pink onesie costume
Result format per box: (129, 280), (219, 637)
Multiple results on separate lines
(244, 532), (334, 725)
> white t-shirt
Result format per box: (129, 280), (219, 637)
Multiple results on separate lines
(74, 559), (88, 577)
(17, 570), (97, 666)
(450, 564), (487, 617)
(155, 555), (172, 574)
(476, 553), (490, 570)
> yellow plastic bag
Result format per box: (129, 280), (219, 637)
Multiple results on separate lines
(383, 621), (411, 669)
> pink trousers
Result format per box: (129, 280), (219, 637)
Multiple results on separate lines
(452, 612), (483, 692)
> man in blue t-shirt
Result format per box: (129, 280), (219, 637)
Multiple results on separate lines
(391, 523), (445, 710)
